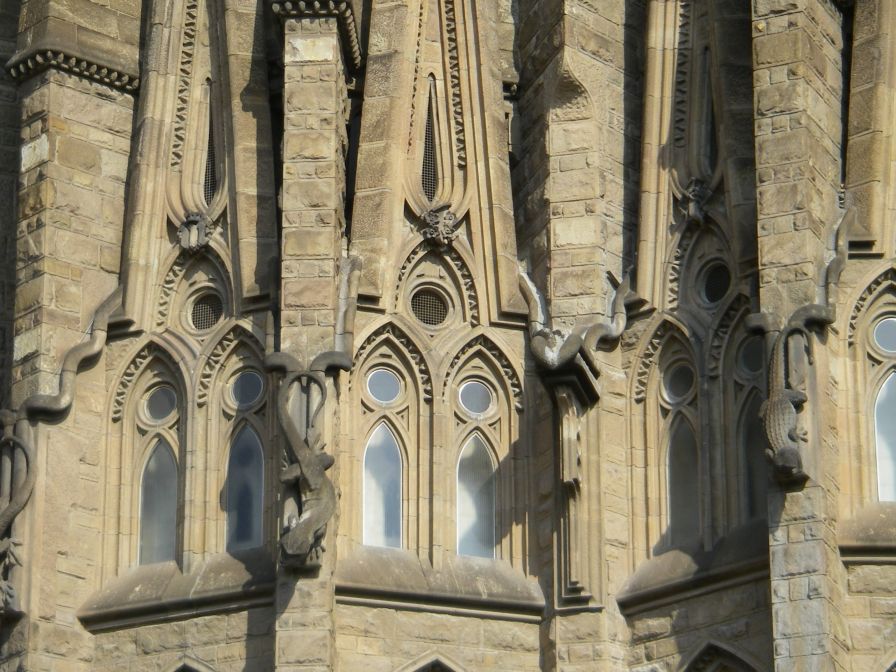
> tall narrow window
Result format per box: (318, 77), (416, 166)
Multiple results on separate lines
(668, 418), (700, 547)
(456, 434), (496, 558)
(363, 423), (402, 548)
(203, 81), (218, 206)
(421, 79), (439, 202)
(226, 425), (265, 551)
(140, 440), (178, 564)
(875, 372), (896, 501)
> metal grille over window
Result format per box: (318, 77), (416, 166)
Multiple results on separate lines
(203, 113), (218, 206)
(411, 289), (447, 326)
(191, 293), (224, 331)
(421, 81), (438, 202)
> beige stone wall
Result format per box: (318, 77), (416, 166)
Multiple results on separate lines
(335, 604), (541, 672)
(625, 580), (772, 671)
(91, 609), (275, 671)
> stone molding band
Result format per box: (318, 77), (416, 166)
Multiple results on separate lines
(270, 0), (363, 71)
(7, 49), (139, 92)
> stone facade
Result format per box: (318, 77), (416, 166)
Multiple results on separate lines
(0, 0), (895, 671)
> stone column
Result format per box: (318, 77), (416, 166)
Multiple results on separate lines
(274, 13), (348, 671)
(752, 2), (849, 669)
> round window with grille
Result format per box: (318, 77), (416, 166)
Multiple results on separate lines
(191, 293), (224, 331)
(411, 289), (448, 326)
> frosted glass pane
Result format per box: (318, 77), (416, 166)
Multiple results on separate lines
(146, 386), (176, 421)
(876, 373), (896, 501)
(226, 426), (265, 551)
(232, 371), (263, 407)
(363, 424), (402, 548)
(457, 435), (496, 558)
(367, 369), (401, 404)
(459, 382), (492, 415)
(875, 319), (896, 353)
(140, 440), (178, 564)
(668, 420), (700, 546)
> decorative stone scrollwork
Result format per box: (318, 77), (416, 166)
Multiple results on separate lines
(177, 213), (212, 252)
(356, 324), (432, 400)
(419, 207), (461, 248)
(112, 344), (158, 421)
(7, 49), (140, 92)
(443, 335), (523, 410)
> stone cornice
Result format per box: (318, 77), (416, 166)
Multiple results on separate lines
(6, 20), (140, 93)
(7, 48), (140, 92)
(270, 0), (363, 71)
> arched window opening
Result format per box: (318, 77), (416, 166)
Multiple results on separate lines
(456, 434), (496, 558)
(741, 396), (768, 519)
(668, 418), (700, 547)
(875, 372), (896, 501)
(226, 425), (265, 551)
(363, 423), (402, 548)
(140, 439), (178, 564)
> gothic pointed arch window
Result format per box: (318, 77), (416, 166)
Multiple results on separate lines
(848, 281), (896, 504)
(119, 356), (186, 567)
(456, 432), (497, 558)
(140, 437), (179, 564)
(363, 422), (403, 548)
(225, 423), (265, 551)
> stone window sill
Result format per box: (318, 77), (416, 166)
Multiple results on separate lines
(617, 518), (769, 616)
(335, 546), (545, 622)
(839, 502), (896, 563)
(78, 548), (275, 632)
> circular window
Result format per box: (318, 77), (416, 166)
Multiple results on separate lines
(459, 381), (492, 415)
(738, 336), (765, 375)
(367, 369), (401, 404)
(232, 370), (264, 407)
(701, 263), (731, 304)
(191, 293), (224, 331)
(411, 289), (448, 326)
(875, 318), (896, 353)
(146, 385), (177, 421)
(663, 363), (695, 402)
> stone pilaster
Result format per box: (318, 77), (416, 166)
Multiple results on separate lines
(274, 14), (349, 671)
(752, 2), (848, 670)
(279, 16), (347, 358)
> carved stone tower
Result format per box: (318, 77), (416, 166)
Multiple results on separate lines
(1, 0), (895, 670)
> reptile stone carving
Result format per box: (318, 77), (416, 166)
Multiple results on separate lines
(266, 350), (351, 569)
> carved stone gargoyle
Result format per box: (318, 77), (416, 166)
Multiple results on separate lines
(760, 304), (834, 486)
(265, 351), (350, 570)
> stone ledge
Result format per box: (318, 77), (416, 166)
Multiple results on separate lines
(616, 518), (769, 616)
(839, 502), (896, 562)
(335, 546), (545, 621)
(6, 17), (139, 92)
(77, 548), (275, 632)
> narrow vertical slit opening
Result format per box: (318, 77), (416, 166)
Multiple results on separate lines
(203, 84), (218, 206)
(422, 78), (439, 203)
